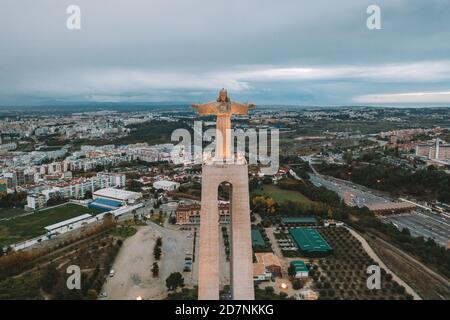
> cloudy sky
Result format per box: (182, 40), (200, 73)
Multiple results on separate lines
(1, 0), (450, 106)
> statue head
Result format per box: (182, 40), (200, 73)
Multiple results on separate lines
(217, 88), (230, 102)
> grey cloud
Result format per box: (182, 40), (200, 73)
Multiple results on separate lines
(0, 0), (449, 105)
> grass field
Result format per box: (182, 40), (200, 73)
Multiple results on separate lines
(0, 208), (27, 220)
(0, 203), (101, 247)
(253, 185), (312, 204)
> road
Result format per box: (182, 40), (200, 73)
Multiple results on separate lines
(305, 162), (450, 247)
(303, 155), (392, 207)
(383, 211), (450, 247)
(309, 174), (390, 207)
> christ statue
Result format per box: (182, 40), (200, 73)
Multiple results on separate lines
(192, 89), (255, 159)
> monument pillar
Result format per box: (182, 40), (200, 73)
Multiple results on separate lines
(194, 89), (255, 300)
(230, 168), (255, 299)
(198, 172), (220, 299)
(197, 163), (255, 300)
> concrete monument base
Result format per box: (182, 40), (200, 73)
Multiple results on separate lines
(198, 161), (255, 300)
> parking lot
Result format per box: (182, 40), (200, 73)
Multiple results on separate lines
(101, 223), (195, 300)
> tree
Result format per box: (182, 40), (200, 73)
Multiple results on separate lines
(401, 227), (411, 236)
(264, 286), (274, 294)
(0, 191), (27, 208)
(287, 264), (296, 277)
(153, 246), (162, 260)
(40, 265), (60, 293)
(128, 180), (143, 192)
(166, 272), (184, 291)
(292, 279), (303, 290)
(47, 194), (66, 207)
(262, 176), (273, 185)
(86, 288), (98, 300)
(151, 262), (159, 277)
(343, 152), (353, 163)
(265, 198), (276, 214)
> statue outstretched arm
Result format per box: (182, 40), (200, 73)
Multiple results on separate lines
(192, 101), (220, 115)
(230, 102), (256, 115)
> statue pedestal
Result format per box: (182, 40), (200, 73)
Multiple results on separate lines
(198, 162), (255, 300)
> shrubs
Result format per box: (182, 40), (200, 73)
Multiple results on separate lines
(112, 226), (137, 238)
(222, 227), (230, 261)
(153, 237), (163, 260)
(151, 262), (159, 277)
(291, 279), (304, 290)
(166, 272), (184, 291)
(0, 219), (116, 281)
(154, 246), (162, 260)
(3, 233), (122, 300)
(255, 287), (289, 300)
(40, 264), (60, 293)
(265, 286), (274, 294)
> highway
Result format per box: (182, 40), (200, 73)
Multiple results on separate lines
(302, 156), (450, 247)
(309, 174), (389, 208)
(310, 173), (450, 247)
(383, 211), (450, 247)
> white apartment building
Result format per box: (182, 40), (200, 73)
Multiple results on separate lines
(26, 193), (47, 210)
(36, 172), (127, 203)
(97, 172), (126, 188)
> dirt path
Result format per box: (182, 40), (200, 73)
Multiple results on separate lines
(346, 226), (421, 300)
